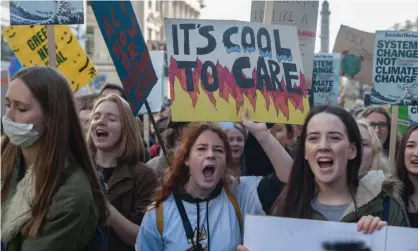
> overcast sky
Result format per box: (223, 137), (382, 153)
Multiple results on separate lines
(200, 0), (418, 52)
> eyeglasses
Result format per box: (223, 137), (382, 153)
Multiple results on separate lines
(369, 122), (388, 129)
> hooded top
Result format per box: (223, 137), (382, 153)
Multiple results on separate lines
(136, 176), (265, 251)
(312, 170), (409, 226)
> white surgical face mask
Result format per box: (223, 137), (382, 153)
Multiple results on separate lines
(2, 116), (41, 148)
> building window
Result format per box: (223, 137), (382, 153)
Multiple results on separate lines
(148, 28), (153, 41)
(156, 1), (162, 12)
(1, 26), (14, 61)
(85, 26), (95, 56)
(148, 0), (152, 9)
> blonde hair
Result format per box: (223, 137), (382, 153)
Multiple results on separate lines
(87, 94), (145, 164)
(357, 118), (392, 174)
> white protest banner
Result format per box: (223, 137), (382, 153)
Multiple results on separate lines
(409, 106), (418, 125)
(244, 215), (386, 251)
(250, 0), (319, 89)
(333, 25), (375, 85)
(371, 30), (418, 106)
(313, 53), (341, 105)
(138, 51), (165, 115)
(165, 19), (310, 124)
(385, 226), (418, 250)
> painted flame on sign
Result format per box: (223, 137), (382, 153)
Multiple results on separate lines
(168, 57), (308, 120)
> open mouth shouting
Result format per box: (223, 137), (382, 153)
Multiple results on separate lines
(411, 158), (418, 167)
(95, 129), (109, 140)
(202, 164), (216, 181)
(317, 157), (334, 171)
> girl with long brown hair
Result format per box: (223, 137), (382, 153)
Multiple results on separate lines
(237, 105), (408, 251)
(396, 124), (418, 228)
(270, 105), (408, 223)
(87, 94), (158, 250)
(137, 110), (293, 251)
(1, 67), (107, 251)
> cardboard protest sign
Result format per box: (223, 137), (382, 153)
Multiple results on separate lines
(138, 51), (165, 115)
(385, 226), (418, 250)
(165, 19), (310, 124)
(244, 215), (386, 251)
(251, 0), (319, 89)
(1, 70), (9, 118)
(9, 1), (84, 25)
(244, 215), (418, 251)
(333, 25), (375, 85)
(313, 53), (340, 105)
(371, 31), (418, 106)
(2, 25), (97, 92)
(91, 0), (157, 115)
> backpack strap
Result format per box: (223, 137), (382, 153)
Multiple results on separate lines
(224, 184), (243, 235)
(156, 203), (164, 236)
(382, 196), (390, 222)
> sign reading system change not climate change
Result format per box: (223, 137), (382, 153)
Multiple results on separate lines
(371, 30), (418, 105)
(165, 19), (309, 124)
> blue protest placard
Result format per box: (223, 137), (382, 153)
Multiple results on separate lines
(371, 30), (418, 106)
(313, 53), (341, 105)
(90, 0), (157, 114)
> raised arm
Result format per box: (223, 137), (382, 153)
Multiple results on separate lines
(241, 110), (293, 183)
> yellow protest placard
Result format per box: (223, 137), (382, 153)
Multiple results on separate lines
(2, 25), (97, 92)
(166, 19), (310, 124)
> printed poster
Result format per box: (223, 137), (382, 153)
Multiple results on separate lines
(313, 53), (341, 105)
(250, 0), (319, 89)
(2, 25), (97, 92)
(333, 25), (375, 85)
(409, 106), (418, 125)
(388, 105), (410, 135)
(165, 19), (310, 124)
(371, 30), (418, 106)
(91, 0), (157, 115)
(244, 215), (418, 251)
(138, 51), (165, 115)
(10, 0), (84, 25)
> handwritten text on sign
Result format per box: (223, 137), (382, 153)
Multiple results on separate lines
(166, 19), (309, 124)
(2, 25), (97, 92)
(91, 0), (157, 114)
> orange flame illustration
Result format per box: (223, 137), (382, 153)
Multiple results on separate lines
(169, 57), (308, 120)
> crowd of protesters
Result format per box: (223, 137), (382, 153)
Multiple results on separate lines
(1, 67), (417, 251)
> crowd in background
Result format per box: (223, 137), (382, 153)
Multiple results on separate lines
(1, 67), (417, 251)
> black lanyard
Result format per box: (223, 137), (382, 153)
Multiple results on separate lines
(173, 191), (204, 250)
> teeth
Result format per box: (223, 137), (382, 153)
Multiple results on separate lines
(318, 157), (332, 162)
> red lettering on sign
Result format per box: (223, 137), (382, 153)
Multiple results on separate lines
(112, 42), (130, 70)
(128, 42), (139, 60)
(119, 0), (127, 13)
(120, 30), (127, 46)
(111, 8), (120, 27)
(126, 16), (138, 38)
(103, 17), (115, 38)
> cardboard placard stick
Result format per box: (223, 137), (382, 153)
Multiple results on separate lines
(389, 105), (399, 164)
(47, 25), (56, 68)
(262, 1), (274, 25)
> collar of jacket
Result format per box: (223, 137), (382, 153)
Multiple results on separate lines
(97, 162), (136, 203)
